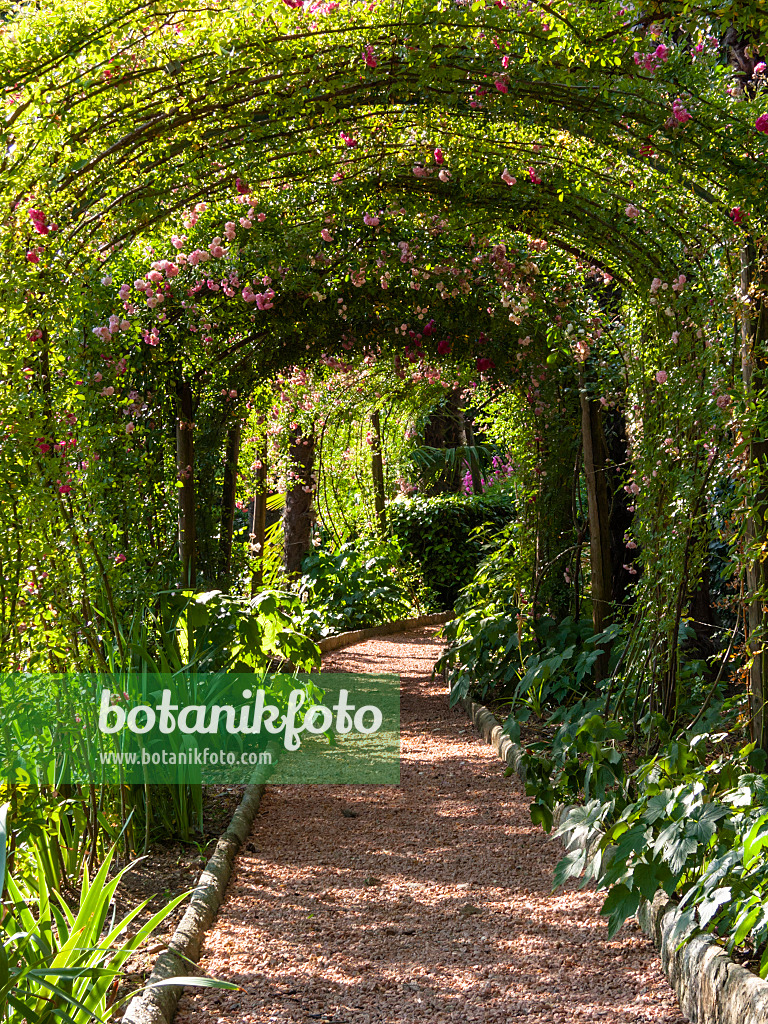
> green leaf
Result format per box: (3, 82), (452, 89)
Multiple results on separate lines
(601, 884), (640, 939)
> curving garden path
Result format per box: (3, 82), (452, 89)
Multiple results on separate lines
(175, 627), (687, 1024)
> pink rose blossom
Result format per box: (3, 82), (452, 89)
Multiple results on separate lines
(363, 44), (377, 68)
(434, 148), (444, 164)
(29, 208), (49, 235)
(114, 553), (126, 564)
(756, 114), (768, 134)
(655, 370), (668, 384)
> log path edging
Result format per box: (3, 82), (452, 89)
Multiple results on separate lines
(121, 784), (266, 1024)
(460, 693), (768, 1024)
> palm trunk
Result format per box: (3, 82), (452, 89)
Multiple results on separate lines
(283, 428), (315, 574)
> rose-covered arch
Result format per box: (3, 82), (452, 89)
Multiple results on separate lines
(4, 0), (768, 736)
(4, 0), (763, 286)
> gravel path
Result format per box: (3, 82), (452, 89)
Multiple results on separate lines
(175, 627), (687, 1024)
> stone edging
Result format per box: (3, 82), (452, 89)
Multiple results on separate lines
(122, 783), (266, 1024)
(317, 610), (454, 653)
(460, 694), (768, 1024)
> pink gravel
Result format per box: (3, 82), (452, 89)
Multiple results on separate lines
(175, 627), (688, 1024)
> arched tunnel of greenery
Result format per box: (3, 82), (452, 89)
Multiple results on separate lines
(4, 0), (768, 1018)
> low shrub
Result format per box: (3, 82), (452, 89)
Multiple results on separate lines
(295, 538), (415, 638)
(387, 492), (515, 610)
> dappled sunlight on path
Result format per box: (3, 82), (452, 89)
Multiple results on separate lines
(175, 628), (686, 1024)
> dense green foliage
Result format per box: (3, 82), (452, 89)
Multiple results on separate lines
(296, 539), (416, 638)
(4, 0), (768, 1006)
(388, 493), (515, 609)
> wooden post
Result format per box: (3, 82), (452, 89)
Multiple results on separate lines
(741, 241), (768, 750)
(176, 380), (196, 588)
(250, 443), (268, 596)
(579, 371), (613, 678)
(218, 421), (241, 587)
(371, 410), (387, 533)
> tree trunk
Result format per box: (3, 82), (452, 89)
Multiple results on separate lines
(422, 389), (463, 494)
(741, 241), (768, 750)
(370, 410), (387, 533)
(283, 428), (315, 574)
(463, 414), (484, 494)
(580, 372), (613, 678)
(218, 421), (241, 587)
(250, 443), (269, 595)
(176, 380), (196, 587)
